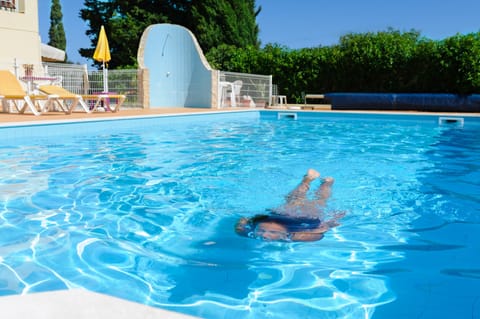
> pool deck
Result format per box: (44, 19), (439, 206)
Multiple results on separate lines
(0, 289), (200, 319)
(0, 107), (225, 124)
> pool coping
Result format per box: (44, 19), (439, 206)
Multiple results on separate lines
(0, 289), (201, 319)
(0, 107), (479, 128)
(0, 108), (257, 128)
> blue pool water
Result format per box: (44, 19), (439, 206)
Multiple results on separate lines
(0, 111), (479, 319)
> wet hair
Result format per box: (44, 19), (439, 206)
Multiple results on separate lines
(236, 214), (321, 238)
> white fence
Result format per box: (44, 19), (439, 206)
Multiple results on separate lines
(44, 62), (141, 108)
(218, 71), (272, 108)
(1, 59), (272, 109)
(43, 63), (89, 94)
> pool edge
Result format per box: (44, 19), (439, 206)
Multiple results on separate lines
(0, 289), (202, 319)
(0, 108), (479, 129)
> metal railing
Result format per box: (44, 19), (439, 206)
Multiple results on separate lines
(218, 71), (272, 108)
(87, 69), (140, 108)
(43, 62), (141, 108)
(2, 60), (272, 109)
(43, 63), (88, 94)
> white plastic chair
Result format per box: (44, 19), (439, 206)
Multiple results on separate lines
(232, 80), (243, 105)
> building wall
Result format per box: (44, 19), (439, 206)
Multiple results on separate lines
(138, 24), (213, 108)
(0, 0), (42, 76)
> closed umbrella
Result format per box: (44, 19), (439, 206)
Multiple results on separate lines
(93, 25), (111, 93)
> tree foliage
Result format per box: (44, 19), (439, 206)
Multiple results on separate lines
(190, 0), (260, 53)
(80, 0), (260, 69)
(336, 29), (420, 92)
(48, 0), (67, 61)
(80, 0), (173, 69)
(435, 33), (480, 93)
(79, 1), (480, 96)
(211, 29), (480, 100)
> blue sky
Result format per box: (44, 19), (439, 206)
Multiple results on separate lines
(38, 0), (480, 66)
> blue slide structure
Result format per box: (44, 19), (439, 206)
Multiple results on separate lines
(138, 24), (214, 108)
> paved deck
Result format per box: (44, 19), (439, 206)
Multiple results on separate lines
(0, 107), (229, 124)
(0, 289), (200, 319)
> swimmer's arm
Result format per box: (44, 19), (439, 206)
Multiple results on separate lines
(289, 211), (346, 242)
(235, 218), (249, 235)
(289, 230), (326, 242)
(289, 223), (330, 242)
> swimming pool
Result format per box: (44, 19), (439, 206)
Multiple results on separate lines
(0, 111), (479, 319)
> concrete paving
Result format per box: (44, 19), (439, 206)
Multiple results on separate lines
(0, 107), (231, 124)
(0, 289), (201, 319)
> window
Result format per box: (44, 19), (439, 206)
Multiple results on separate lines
(0, 0), (16, 11)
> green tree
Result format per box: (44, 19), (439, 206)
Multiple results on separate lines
(80, 0), (172, 69)
(80, 0), (261, 68)
(48, 0), (67, 61)
(190, 0), (260, 53)
(336, 29), (420, 92)
(436, 33), (480, 94)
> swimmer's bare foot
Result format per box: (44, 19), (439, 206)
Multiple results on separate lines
(285, 170), (320, 205)
(322, 177), (334, 185)
(305, 169), (320, 181)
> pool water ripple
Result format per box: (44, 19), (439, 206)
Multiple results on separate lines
(0, 113), (479, 319)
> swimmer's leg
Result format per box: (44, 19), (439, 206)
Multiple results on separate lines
(285, 169), (320, 205)
(314, 177), (334, 206)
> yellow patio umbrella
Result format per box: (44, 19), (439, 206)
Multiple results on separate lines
(93, 25), (111, 92)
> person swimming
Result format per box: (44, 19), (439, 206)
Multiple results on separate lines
(235, 169), (345, 242)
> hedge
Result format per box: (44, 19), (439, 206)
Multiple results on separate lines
(206, 29), (480, 102)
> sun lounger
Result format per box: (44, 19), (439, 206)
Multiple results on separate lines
(40, 86), (126, 113)
(304, 94), (325, 104)
(82, 93), (126, 112)
(0, 70), (57, 116)
(39, 85), (91, 114)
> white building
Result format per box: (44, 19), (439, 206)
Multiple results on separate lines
(0, 0), (65, 76)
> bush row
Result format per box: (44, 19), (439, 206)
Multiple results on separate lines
(206, 29), (480, 102)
